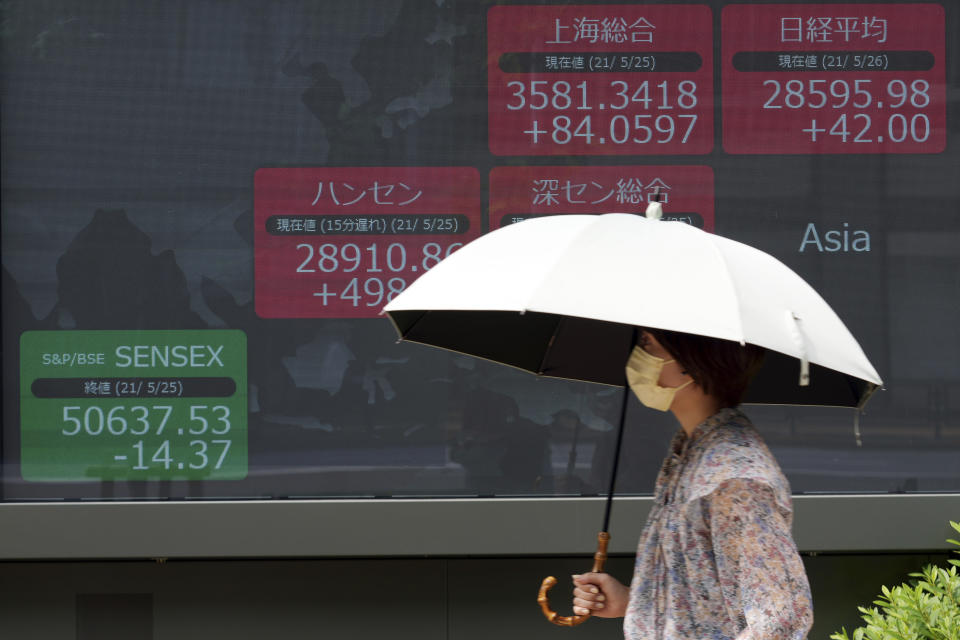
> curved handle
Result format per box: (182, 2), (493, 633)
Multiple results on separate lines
(537, 532), (610, 626)
(538, 576), (590, 626)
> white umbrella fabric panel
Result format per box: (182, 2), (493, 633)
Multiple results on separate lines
(385, 214), (882, 408)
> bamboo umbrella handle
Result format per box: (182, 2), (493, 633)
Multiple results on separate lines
(537, 531), (610, 626)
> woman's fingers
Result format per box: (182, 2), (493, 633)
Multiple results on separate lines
(571, 573), (607, 614)
(572, 599), (605, 614)
(570, 572), (629, 618)
(572, 586), (606, 603)
(571, 601), (604, 615)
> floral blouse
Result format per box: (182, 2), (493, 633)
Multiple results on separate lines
(624, 407), (813, 640)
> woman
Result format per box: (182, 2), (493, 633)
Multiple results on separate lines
(572, 328), (813, 639)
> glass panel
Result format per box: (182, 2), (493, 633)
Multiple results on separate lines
(3, 0), (958, 501)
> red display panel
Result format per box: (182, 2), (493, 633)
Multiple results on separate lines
(722, 4), (946, 154)
(488, 5), (713, 156)
(489, 166), (714, 231)
(255, 168), (481, 318)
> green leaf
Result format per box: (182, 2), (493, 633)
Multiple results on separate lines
(832, 522), (960, 640)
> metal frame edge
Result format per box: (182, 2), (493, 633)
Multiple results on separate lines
(1, 494), (957, 560)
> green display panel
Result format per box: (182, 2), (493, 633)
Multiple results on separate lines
(20, 331), (247, 482)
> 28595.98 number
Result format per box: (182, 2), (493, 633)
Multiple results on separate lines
(762, 78), (929, 110)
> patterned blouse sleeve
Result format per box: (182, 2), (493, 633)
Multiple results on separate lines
(706, 477), (813, 640)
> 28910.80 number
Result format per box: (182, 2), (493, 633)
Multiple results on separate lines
(296, 241), (465, 309)
(295, 242), (461, 275)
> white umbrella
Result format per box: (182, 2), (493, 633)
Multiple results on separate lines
(382, 212), (882, 625)
(384, 213), (882, 408)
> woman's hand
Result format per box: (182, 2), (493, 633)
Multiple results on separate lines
(571, 572), (630, 618)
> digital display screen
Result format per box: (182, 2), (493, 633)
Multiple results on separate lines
(722, 4), (946, 153)
(490, 166), (715, 231)
(20, 331), (247, 481)
(2, 0), (958, 502)
(488, 4), (714, 155)
(255, 168), (481, 318)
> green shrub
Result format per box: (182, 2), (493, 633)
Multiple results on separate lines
(830, 521), (960, 640)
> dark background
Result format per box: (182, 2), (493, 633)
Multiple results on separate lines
(3, 0), (958, 500)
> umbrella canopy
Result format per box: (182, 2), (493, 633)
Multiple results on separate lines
(384, 213), (882, 408)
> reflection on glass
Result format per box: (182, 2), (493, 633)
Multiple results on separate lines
(2, 0), (957, 501)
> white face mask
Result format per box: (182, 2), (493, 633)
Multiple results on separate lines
(625, 345), (693, 411)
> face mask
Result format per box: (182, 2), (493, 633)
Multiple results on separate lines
(625, 345), (693, 411)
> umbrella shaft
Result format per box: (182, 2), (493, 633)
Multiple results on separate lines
(602, 328), (637, 534)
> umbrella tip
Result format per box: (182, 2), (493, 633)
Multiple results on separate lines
(645, 201), (663, 220)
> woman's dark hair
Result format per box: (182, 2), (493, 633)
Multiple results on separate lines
(642, 327), (766, 408)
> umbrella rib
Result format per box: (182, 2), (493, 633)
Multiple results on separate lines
(703, 237), (747, 344)
(391, 310), (429, 341)
(536, 315), (563, 375)
(522, 215), (603, 323)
